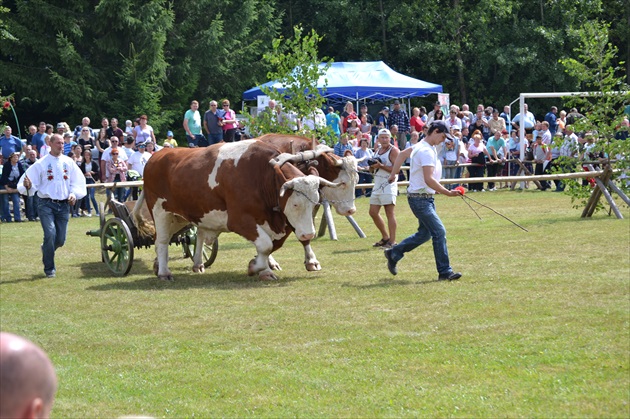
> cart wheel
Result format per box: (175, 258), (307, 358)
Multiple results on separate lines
(182, 227), (218, 268)
(101, 218), (134, 276)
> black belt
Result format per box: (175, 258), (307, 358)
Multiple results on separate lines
(41, 197), (69, 204)
(407, 193), (434, 199)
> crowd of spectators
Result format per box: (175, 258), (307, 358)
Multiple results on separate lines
(0, 99), (263, 222)
(327, 100), (629, 195)
(1, 101), (628, 222)
(0, 112), (183, 222)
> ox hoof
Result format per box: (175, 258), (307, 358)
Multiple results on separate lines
(259, 271), (278, 281)
(269, 261), (282, 271)
(305, 262), (321, 271)
(192, 264), (205, 273)
(158, 274), (174, 281)
(248, 259), (257, 276)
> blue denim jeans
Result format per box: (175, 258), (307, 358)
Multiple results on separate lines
(84, 178), (99, 214)
(38, 198), (70, 275)
(389, 196), (453, 275)
(1, 187), (22, 222)
(443, 160), (458, 190)
(187, 134), (207, 147)
(356, 171), (373, 198)
(26, 194), (39, 220)
(208, 133), (223, 146)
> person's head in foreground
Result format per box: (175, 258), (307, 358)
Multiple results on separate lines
(0, 332), (57, 419)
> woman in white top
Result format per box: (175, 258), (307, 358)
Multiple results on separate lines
(368, 128), (400, 249)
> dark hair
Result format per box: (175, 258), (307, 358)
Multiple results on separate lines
(427, 123), (447, 136)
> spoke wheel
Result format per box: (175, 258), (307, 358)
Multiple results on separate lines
(182, 226), (218, 268)
(101, 218), (134, 276)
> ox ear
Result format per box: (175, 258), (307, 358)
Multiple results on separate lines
(307, 166), (320, 176)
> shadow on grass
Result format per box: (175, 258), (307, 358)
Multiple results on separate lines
(342, 278), (438, 288)
(0, 275), (51, 285)
(76, 259), (153, 279)
(85, 269), (304, 291)
(331, 247), (372, 255)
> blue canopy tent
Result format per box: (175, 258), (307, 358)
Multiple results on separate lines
(242, 61), (442, 103)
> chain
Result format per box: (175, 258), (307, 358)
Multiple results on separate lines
(289, 188), (321, 205)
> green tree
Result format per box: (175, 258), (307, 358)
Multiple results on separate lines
(557, 20), (630, 209)
(0, 0), (280, 135)
(249, 25), (333, 142)
(0, 0), (173, 131)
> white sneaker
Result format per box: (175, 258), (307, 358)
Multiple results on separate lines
(86, 212), (93, 217)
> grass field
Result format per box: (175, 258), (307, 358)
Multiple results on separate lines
(1, 189), (629, 418)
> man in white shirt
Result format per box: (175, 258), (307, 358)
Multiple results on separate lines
(127, 143), (152, 178)
(383, 121), (462, 281)
(127, 143), (152, 200)
(512, 103), (536, 134)
(19, 134), (86, 278)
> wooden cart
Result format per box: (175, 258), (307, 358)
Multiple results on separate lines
(86, 198), (218, 276)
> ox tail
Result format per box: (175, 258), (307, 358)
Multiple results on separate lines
(131, 189), (156, 238)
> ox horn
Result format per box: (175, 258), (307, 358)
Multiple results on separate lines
(269, 144), (334, 167)
(317, 177), (343, 188)
(279, 178), (297, 197)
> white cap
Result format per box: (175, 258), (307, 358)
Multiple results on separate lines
(378, 128), (391, 137)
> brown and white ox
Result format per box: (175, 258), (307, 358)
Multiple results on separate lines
(258, 134), (361, 270)
(132, 140), (340, 280)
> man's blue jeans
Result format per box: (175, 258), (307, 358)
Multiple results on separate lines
(389, 196), (453, 275)
(208, 133), (223, 146)
(187, 134), (207, 147)
(26, 194), (39, 220)
(38, 199), (70, 275)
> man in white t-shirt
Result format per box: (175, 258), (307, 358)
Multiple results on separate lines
(383, 120), (462, 281)
(126, 143), (152, 200)
(127, 143), (152, 177)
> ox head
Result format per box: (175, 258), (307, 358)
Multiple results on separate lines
(279, 175), (342, 242)
(271, 146), (359, 216)
(318, 154), (359, 216)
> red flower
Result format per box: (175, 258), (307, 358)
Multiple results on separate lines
(2, 101), (10, 109)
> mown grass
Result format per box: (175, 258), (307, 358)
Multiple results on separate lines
(1, 189), (628, 418)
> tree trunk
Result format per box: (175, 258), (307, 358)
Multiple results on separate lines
(379, 0), (388, 59)
(453, 0), (466, 102)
